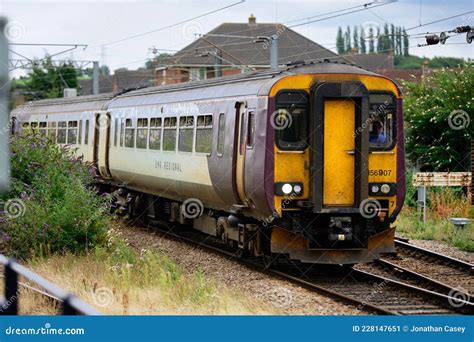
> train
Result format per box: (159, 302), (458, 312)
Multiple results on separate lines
(11, 61), (406, 265)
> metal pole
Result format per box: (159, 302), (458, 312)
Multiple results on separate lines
(92, 61), (99, 95)
(270, 35), (278, 70)
(0, 17), (10, 195)
(214, 51), (222, 78)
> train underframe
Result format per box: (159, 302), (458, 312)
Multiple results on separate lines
(101, 183), (395, 265)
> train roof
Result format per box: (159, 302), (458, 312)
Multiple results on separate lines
(11, 92), (118, 116)
(12, 61), (382, 117)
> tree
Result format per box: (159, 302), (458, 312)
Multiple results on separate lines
(403, 66), (473, 171)
(100, 65), (110, 76)
(403, 28), (410, 56)
(344, 26), (351, 53)
(359, 25), (366, 54)
(353, 26), (359, 53)
(390, 24), (396, 52)
(28, 57), (78, 100)
(336, 27), (345, 54)
(369, 27), (375, 53)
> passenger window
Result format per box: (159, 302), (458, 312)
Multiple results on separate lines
(217, 113), (225, 156)
(196, 115), (213, 154)
(67, 121), (78, 144)
(369, 94), (395, 149)
(84, 120), (89, 145)
(247, 112), (255, 148)
(114, 118), (118, 147)
(21, 122), (30, 133)
(163, 117), (177, 151)
(275, 91), (309, 151)
(47, 122), (56, 142)
(57, 121), (67, 144)
(120, 119), (125, 147)
(39, 122), (47, 135)
(136, 118), (148, 149)
(179, 116), (194, 153)
(149, 118), (162, 150)
(124, 119), (135, 148)
(30, 122), (38, 132)
(78, 120), (83, 144)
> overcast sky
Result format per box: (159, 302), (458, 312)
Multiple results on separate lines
(1, 0), (473, 77)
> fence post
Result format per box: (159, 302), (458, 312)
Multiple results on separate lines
(417, 185), (427, 224)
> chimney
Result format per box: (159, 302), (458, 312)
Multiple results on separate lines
(248, 14), (256, 25)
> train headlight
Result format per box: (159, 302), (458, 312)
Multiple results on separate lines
(380, 184), (391, 194)
(274, 182), (303, 196)
(282, 183), (293, 195)
(371, 185), (380, 194)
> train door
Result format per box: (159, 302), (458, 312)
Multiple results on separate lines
(94, 111), (112, 178)
(311, 82), (369, 213)
(234, 102), (247, 204)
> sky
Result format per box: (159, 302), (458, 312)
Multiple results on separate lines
(0, 0), (473, 77)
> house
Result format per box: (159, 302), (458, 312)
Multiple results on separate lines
(156, 15), (341, 85)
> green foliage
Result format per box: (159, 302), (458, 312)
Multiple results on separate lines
(0, 133), (109, 259)
(394, 55), (466, 69)
(28, 56), (78, 100)
(403, 66), (473, 171)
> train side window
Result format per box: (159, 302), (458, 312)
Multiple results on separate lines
(136, 118), (148, 149)
(178, 116), (194, 153)
(30, 122), (38, 133)
(247, 111), (255, 148)
(47, 122), (56, 142)
(21, 122), (30, 133)
(114, 118), (118, 147)
(275, 90), (309, 151)
(217, 113), (225, 156)
(84, 120), (89, 145)
(39, 122), (47, 136)
(57, 121), (67, 144)
(120, 119), (125, 147)
(78, 120), (83, 145)
(368, 93), (396, 150)
(163, 117), (177, 152)
(124, 118), (135, 148)
(67, 121), (78, 144)
(196, 115), (213, 154)
(149, 118), (162, 150)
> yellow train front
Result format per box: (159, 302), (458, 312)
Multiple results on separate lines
(267, 64), (405, 264)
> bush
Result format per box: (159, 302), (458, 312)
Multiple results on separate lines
(402, 66), (473, 171)
(0, 133), (109, 259)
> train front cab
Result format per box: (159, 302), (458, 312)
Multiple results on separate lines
(269, 73), (405, 264)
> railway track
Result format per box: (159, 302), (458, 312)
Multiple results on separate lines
(135, 221), (473, 315)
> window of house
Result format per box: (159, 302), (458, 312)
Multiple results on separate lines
(124, 118), (135, 148)
(57, 121), (67, 144)
(196, 115), (213, 154)
(163, 117), (177, 151)
(67, 121), (78, 144)
(217, 113), (225, 156)
(178, 116), (194, 152)
(149, 118), (162, 150)
(136, 118), (148, 149)
(84, 120), (89, 145)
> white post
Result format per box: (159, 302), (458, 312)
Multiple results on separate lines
(417, 185), (427, 224)
(0, 17), (10, 194)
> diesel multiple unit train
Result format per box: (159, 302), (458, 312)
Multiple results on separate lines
(12, 61), (406, 265)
